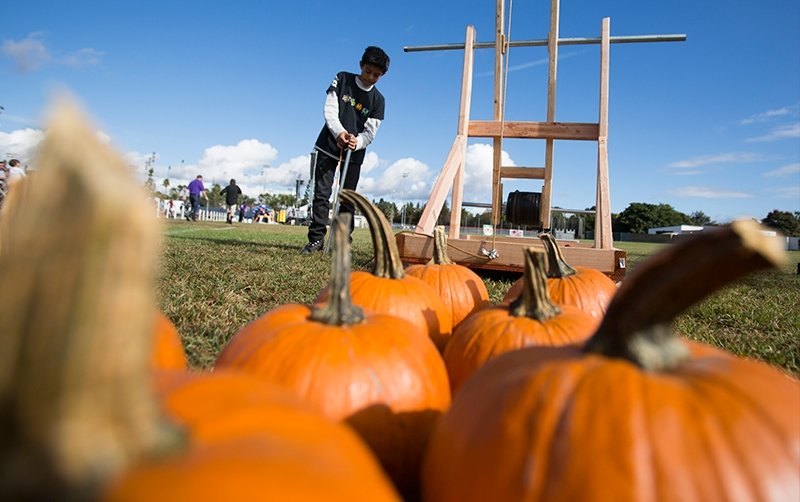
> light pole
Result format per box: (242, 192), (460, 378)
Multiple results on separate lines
(400, 172), (409, 228)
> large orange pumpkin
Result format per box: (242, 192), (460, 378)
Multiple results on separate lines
(106, 369), (400, 501)
(405, 225), (490, 330)
(502, 232), (617, 321)
(424, 221), (800, 501)
(317, 189), (453, 351)
(216, 215), (450, 498)
(443, 247), (596, 395)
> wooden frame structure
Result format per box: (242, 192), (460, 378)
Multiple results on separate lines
(395, 0), (684, 279)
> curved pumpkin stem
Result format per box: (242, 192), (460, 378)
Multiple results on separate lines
(509, 248), (562, 322)
(585, 220), (786, 371)
(339, 189), (405, 280)
(310, 214), (365, 326)
(539, 232), (577, 278)
(429, 226), (454, 265)
(0, 99), (182, 498)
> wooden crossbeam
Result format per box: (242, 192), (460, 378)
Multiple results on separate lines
(499, 166), (545, 179)
(468, 120), (599, 141)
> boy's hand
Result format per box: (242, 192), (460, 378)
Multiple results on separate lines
(337, 132), (357, 150)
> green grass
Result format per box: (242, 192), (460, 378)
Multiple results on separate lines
(157, 220), (800, 376)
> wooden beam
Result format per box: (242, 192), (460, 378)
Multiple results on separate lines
(541, 0), (561, 229)
(499, 166), (546, 179)
(595, 17), (613, 250)
(414, 135), (467, 235)
(491, 0), (505, 227)
(395, 232), (625, 276)
(448, 25), (476, 240)
(468, 120), (599, 140)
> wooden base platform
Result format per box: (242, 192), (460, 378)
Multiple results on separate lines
(395, 232), (627, 282)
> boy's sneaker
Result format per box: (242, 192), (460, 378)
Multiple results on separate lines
(300, 240), (323, 254)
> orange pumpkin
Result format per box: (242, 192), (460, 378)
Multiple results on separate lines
(151, 311), (188, 371)
(316, 189), (453, 351)
(106, 369), (400, 501)
(216, 215), (450, 498)
(443, 247), (596, 395)
(405, 226), (490, 329)
(424, 221), (800, 501)
(502, 232), (617, 321)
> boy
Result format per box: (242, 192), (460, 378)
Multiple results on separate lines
(220, 178), (242, 224)
(301, 46), (390, 254)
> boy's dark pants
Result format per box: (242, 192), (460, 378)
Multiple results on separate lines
(307, 152), (361, 243)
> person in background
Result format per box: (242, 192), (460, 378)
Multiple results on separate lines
(6, 159), (26, 187)
(238, 202), (248, 223)
(301, 46), (389, 254)
(220, 178), (243, 224)
(185, 174), (207, 221)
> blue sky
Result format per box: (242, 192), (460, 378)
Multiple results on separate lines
(2, 0), (798, 223)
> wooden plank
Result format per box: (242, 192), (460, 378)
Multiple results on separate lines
(414, 135), (466, 235)
(595, 17), (613, 249)
(500, 166), (545, 179)
(468, 120), (599, 140)
(396, 232), (624, 275)
(448, 25), (476, 240)
(491, 0), (505, 227)
(541, 0), (561, 229)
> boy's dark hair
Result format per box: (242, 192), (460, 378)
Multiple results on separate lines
(361, 46), (390, 74)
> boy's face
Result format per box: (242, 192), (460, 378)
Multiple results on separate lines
(358, 63), (384, 87)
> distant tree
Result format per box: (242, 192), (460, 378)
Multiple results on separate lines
(437, 200), (451, 226)
(144, 168), (156, 193)
(262, 193), (296, 209)
(761, 210), (800, 236)
(688, 210), (712, 226)
(206, 184), (223, 208)
(613, 202), (690, 234)
(372, 198), (398, 222)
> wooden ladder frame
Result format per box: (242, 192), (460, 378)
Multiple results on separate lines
(396, 0), (678, 279)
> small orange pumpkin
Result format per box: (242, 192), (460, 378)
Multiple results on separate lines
(502, 232), (617, 321)
(405, 226), (490, 329)
(424, 221), (800, 501)
(443, 247), (596, 394)
(317, 189), (453, 351)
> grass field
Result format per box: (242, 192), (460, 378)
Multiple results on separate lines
(157, 219), (800, 376)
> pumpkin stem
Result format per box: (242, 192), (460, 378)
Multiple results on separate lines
(310, 214), (365, 326)
(539, 232), (577, 278)
(429, 226), (454, 265)
(584, 220), (787, 371)
(0, 99), (183, 499)
(339, 189), (405, 279)
(509, 248), (562, 321)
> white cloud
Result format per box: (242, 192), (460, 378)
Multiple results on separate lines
(668, 152), (773, 169)
(0, 128), (45, 165)
(763, 163), (800, 178)
(2, 32), (104, 72)
(462, 142), (514, 203)
(359, 157), (431, 200)
(766, 185), (800, 200)
(669, 186), (752, 199)
(2, 32), (50, 71)
(746, 123), (800, 142)
(738, 104), (799, 125)
(60, 47), (105, 68)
